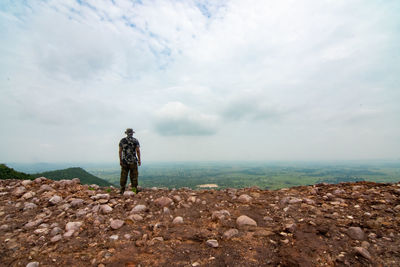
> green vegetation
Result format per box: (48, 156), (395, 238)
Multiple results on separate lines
(33, 167), (112, 186)
(89, 161), (400, 190)
(0, 164), (34, 180)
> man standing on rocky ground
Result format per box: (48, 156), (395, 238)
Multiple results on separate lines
(119, 128), (141, 195)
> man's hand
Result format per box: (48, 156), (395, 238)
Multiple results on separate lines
(138, 160), (141, 166)
(120, 160), (123, 167)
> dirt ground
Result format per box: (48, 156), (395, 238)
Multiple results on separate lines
(1, 178), (399, 266)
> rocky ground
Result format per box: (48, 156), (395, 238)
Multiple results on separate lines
(1, 178), (400, 267)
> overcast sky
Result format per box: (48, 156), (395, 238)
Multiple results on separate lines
(1, 0), (399, 163)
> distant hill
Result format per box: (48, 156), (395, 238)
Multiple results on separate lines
(33, 167), (112, 186)
(0, 164), (35, 180)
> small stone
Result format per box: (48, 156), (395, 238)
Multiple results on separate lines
(206, 239), (219, 248)
(100, 205), (113, 214)
(109, 235), (119, 241)
(26, 262), (39, 267)
(354, 247), (371, 260)
(236, 215), (257, 227)
(128, 214), (143, 221)
(123, 191), (135, 197)
(24, 202), (38, 211)
(49, 195), (63, 205)
(131, 204), (147, 213)
(173, 195), (181, 202)
(163, 207), (171, 214)
(21, 180), (33, 186)
(0, 224), (10, 231)
(65, 221), (83, 232)
(24, 219), (43, 229)
(50, 234), (62, 243)
(64, 230), (75, 238)
(70, 199), (84, 207)
(254, 229), (274, 237)
(223, 228), (239, 240)
(124, 234), (132, 240)
(211, 210), (231, 221)
(12, 186), (26, 197)
(188, 196), (196, 203)
(110, 219), (124, 230)
(238, 194), (252, 203)
(347, 227), (365, 240)
(154, 197), (173, 207)
(34, 228), (49, 235)
(22, 191), (36, 200)
(172, 216), (183, 224)
(50, 227), (62, 236)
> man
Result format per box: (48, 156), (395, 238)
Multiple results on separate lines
(119, 128), (141, 194)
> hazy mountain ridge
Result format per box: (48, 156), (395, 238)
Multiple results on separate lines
(0, 164), (34, 180)
(33, 167), (112, 186)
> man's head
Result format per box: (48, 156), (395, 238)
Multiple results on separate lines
(125, 128), (135, 136)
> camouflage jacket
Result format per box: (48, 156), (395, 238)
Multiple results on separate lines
(119, 137), (140, 164)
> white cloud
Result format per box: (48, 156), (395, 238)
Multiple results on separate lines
(154, 102), (218, 136)
(0, 0), (399, 162)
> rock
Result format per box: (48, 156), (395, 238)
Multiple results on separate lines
(285, 223), (296, 233)
(188, 196), (196, 203)
(109, 235), (119, 241)
(100, 205), (113, 214)
(26, 262), (39, 267)
(22, 191), (35, 200)
(24, 219), (43, 229)
(34, 228), (49, 235)
(173, 195), (181, 202)
(24, 202), (38, 211)
(131, 204), (147, 213)
(211, 210), (231, 221)
(163, 207), (171, 214)
(110, 219), (124, 230)
(50, 227), (63, 236)
(223, 228), (239, 239)
(72, 178), (80, 184)
(347, 227), (365, 240)
(254, 229), (274, 237)
(128, 214), (144, 221)
(91, 194), (110, 200)
(236, 215), (257, 227)
(39, 184), (53, 192)
(172, 216), (184, 224)
(70, 199), (84, 207)
(64, 230), (75, 238)
(206, 239), (219, 248)
(50, 234), (62, 243)
(12, 186), (26, 197)
(21, 180), (33, 186)
(49, 195), (63, 205)
(123, 191), (135, 197)
(0, 224), (10, 231)
(238, 194), (252, 203)
(354, 247), (372, 260)
(124, 234), (132, 239)
(65, 221), (83, 232)
(154, 197), (173, 207)
(288, 197), (302, 204)
(34, 177), (45, 183)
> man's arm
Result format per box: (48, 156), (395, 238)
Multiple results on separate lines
(136, 147), (141, 166)
(119, 146), (123, 166)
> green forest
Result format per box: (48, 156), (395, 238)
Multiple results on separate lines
(88, 161), (400, 190)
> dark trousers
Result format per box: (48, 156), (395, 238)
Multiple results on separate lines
(120, 163), (138, 191)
